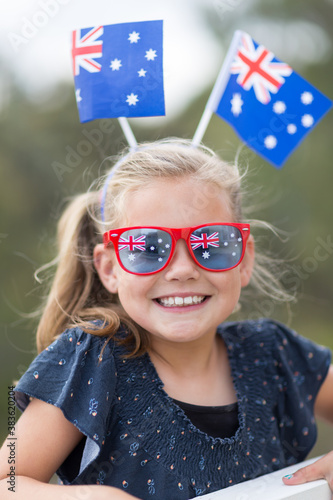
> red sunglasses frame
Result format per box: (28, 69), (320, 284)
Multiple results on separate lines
(103, 223), (251, 275)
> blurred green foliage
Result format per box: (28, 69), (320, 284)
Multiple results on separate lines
(1, 0), (332, 459)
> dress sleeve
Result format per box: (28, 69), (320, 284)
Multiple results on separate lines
(14, 327), (117, 482)
(271, 320), (331, 462)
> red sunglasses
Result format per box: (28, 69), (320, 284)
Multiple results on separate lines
(103, 223), (250, 276)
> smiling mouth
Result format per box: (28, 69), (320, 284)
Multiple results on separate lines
(155, 295), (207, 308)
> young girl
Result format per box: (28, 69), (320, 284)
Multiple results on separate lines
(0, 139), (333, 499)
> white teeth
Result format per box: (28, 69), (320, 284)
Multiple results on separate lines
(158, 296), (205, 307)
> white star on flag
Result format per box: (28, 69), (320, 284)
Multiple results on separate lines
(126, 93), (139, 106)
(110, 59), (122, 71)
(138, 69), (147, 77)
(230, 93), (243, 116)
(264, 135), (277, 149)
(301, 91), (314, 105)
(287, 124), (297, 134)
(273, 101), (286, 114)
(76, 89), (82, 102)
(202, 251), (210, 259)
(301, 114), (314, 127)
(145, 49), (157, 61)
(128, 31), (140, 43)
(128, 254), (136, 262)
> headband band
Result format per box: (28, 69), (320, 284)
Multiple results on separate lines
(100, 151), (133, 223)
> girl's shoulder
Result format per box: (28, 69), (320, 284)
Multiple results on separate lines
(14, 324), (124, 465)
(14, 324), (121, 415)
(219, 318), (292, 346)
(33, 323), (120, 374)
(45, 323), (116, 358)
(220, 317), (315, 345)
(219, 318), (331, 374)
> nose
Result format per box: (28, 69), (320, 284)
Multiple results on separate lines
(164, 240), (200, 281)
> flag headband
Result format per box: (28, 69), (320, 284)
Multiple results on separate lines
(72, 22), (331, 172)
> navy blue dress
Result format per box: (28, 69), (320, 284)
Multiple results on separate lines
(14, 319), (331, 499)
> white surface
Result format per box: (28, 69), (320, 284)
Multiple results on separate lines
(196, 456), (331, 500)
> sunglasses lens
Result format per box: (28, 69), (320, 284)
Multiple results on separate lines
(190, 225), (243, 270)
(117, 229), (172, 274)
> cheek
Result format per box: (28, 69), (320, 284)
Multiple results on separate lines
(116, 274), (150, 307)
(214, 268), (241, 287)
(213, 270), (243, 302)
(116, 277), (155, 330)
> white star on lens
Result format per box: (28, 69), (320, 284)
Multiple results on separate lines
(128, 254), (136, 262)
(150, 246), (155, 251)
(232, 252), (237, 257)
(126, 93), (139, 106)
(128, 31), (140, 43)
(158, 238), (163, 243)
(231, 93), (244, 116)
(264, 135), (277, 149)
(273, 101), (286, 114)
(138, 69), (147, 77)
(145, 49), (157, 61)
(165, 244), (170, 248)
(301, 91), (314, 105)
(202, 251), (210, 259)
(75, 89), (82, 103)
(224, 242), (228, 246)
(110, 59), (122, 71)
(301, 114), (314, 128)
(158, 257), (163, 262)
(287, 124), (297, 134)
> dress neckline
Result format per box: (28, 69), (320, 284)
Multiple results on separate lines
(171, 399), (238, 413)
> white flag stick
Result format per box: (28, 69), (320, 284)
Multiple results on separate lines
(192, 30), (243, 147)
(118, 117), (138, 150)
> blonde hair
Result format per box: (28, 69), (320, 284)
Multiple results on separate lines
(36, 138), (294, 355)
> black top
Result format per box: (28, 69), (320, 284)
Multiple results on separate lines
(173, 400), (239, 439)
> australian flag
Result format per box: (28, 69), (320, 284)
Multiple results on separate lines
(215, 31), (332, 167)
(71, 20), (165, 122)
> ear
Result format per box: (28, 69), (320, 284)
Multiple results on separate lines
(93, 243), (120, 294)
(240, 235), (255, 287)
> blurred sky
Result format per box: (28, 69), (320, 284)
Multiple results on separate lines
(0, 0), (226, 119)
(0, 0), (331, 123)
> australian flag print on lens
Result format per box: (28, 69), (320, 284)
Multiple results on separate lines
(72, 20), (165, 122)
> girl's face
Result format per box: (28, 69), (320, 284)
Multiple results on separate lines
(95, 177), (254, 348)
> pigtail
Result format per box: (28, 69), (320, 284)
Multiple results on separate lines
(35, 191), (149, 356)
(36, 192), (101, 351)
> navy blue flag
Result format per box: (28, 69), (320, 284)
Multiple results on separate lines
(215, 31), (332, 167)
(71, 20), (165, 123)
